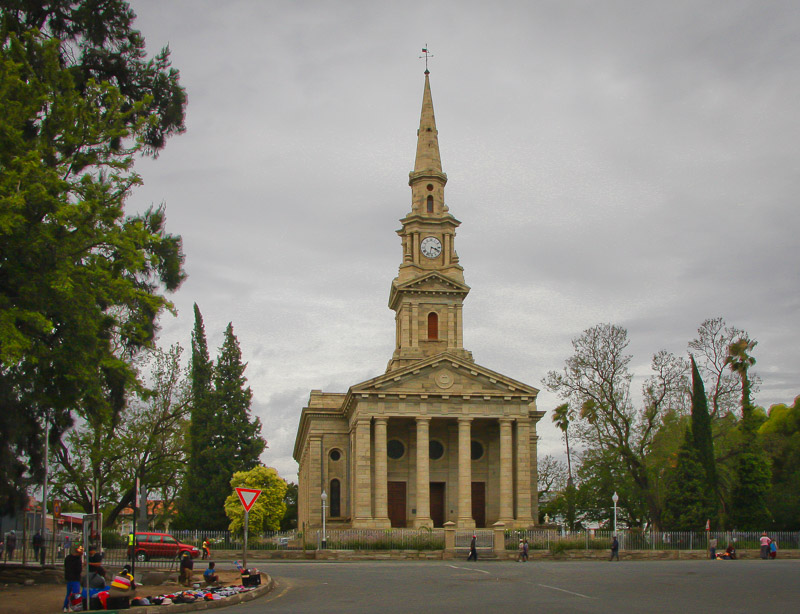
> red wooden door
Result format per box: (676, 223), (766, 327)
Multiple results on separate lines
(430, 482), (445, 527)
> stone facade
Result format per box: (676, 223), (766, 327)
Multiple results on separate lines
(294, 72), (544, 531)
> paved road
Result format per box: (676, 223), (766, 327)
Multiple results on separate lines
(222, 558), (800, 614)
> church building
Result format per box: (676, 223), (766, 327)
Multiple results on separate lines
(294, 71), (544, 530)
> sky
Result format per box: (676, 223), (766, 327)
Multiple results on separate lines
(125, 0), (800, 482)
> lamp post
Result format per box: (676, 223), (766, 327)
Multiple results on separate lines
(320, 490), (328, 550)
(612, 491), (619, 536)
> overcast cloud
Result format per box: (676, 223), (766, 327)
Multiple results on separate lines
(125, 0), (800, 481)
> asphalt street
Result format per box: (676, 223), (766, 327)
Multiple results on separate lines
(216, 558), (800, 614)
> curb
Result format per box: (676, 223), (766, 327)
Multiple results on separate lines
(125, 576), (274, 614)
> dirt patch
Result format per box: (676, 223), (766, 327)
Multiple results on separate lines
(0, 570), (246, 614)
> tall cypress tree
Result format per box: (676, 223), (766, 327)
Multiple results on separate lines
(175, 304), (214, 528)
(690, 355), (719, 522)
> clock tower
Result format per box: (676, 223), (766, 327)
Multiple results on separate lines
(387, 71), (473, 371)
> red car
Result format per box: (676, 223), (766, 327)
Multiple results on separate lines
(128, 532), (199, 562)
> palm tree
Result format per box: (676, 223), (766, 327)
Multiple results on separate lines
(552, 403), (573, 483)
(725, 338), (757, 433)
(552, 402), (576, 529)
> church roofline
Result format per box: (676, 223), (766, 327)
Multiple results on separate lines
(339, 351), (540, 419)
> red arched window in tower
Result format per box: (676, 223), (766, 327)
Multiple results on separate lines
(427, 312), (438, 340)
(427, 195), (434, 213)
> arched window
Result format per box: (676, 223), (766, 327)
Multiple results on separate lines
(427, 312), (438, 340)
(330, 479), (341, 517)
(427, 195), (434, 213)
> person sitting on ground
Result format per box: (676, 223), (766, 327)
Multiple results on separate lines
(203, 561), (220, 586)
(723, 544), (737, 560)
(179, 551), (194, 586)
(87, 545), (106, 580)
(110, 564), (136, 592)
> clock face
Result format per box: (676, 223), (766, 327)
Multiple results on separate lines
(421, 236), (442, 259)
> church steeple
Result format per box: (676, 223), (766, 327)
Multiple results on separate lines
(386, 72), (472, 372)
(413, 73), (443, 175)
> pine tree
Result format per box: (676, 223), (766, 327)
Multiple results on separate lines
(197, 323), (266, 529)
(689, 355), (719, 523)
(175, 304), (214, 528)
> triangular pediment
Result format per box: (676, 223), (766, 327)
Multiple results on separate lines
(346, 352), (539, 408)
(389, 272), (470, 309)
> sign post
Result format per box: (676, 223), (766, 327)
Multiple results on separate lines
(235, 488), (261, 571)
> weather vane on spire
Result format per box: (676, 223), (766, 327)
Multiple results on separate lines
(420, 45), (433, 74)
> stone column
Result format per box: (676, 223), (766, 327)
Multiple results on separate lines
(516, 418), (534, 525)
(309, 435), (322, 528)
(373, 417), (390, 527)
(499, 418), (514, 523)
(457, 417), (475, 528)
(414, 417), (432, 528)
(353, 418), (373, 526)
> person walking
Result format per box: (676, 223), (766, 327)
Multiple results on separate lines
(467, 534), (478, 561)
(759, 532), (771, 560)
(202, 538), (211, 560)
(517, 539), (524, 562)
(63, 545), (83, 612)
(6, 530), (16, 560)
(709, 536), (717, 560)
(769, 540), (778, 559)
(610, 535), (620, 561)
(32, 531), (43, 563)
(522, 538), (529, 562)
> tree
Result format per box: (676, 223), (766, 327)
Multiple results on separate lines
(662, 427), (717, 530)
(544, 323), (688, 527)
(689, 355), (719, 523)
(726, 339), (771, 529)
(0, 2), (186, 510)
(551, 403), (576, 529)
(1, 0), (187, 154)
(759, 396), (800, 529)
(689, 318), (758, 418)
(49, 344), (189, 525)
(212, 323), (265, 473)
(174, 304), (214, 529)
(280, 482), (298, 531)
(224, 466), (287, 535)
(184, 322), (266, 530)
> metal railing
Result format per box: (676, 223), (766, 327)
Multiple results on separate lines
(505, 529), (800, 551)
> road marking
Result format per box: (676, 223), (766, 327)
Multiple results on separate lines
(447, 564), (490, 574)
(537, 583), (593, 599)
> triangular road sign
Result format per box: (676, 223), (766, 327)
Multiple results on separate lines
(235, 487), (262, 512)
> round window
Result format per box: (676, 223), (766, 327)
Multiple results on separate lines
(329, 449), (341, 461)
(471, 440), (484, 461)
(426, 184), (434, 191)
(387, 439), (405, 460)
(429, 440), (444, 460)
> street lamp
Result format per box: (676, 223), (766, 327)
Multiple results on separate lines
(612, 491), (619, 535)
(320, 490), (328, 550)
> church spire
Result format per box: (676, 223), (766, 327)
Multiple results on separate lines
(413, 72), (443, 174)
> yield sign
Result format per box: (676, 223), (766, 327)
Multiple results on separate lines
(235, 487), (262, 512)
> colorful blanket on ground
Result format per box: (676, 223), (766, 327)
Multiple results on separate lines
(131, 584), (259, 606)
